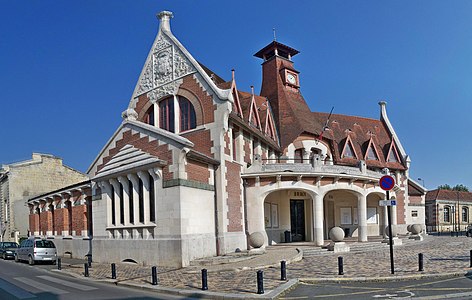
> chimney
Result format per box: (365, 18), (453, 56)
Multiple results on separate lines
(157, 11), (173, 32)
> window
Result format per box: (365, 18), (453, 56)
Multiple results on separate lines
(343, 142), (355, 158)
(139, 178), (144, 223)
(159, 97), (175, 132)
(144, 105), (155, 126)
(294, 149), (304, 163)
(411, 210), (418, 218)
(129, 180), (134, 224)
(119, 183), (124, 225)
(444, 206), (450, 223)
(149, 173), (155, 222)
(463, 207), (469, 223)
(111, 185), (116, 225)
(366, 144), (379, 160)
(179, 97), (196, 132)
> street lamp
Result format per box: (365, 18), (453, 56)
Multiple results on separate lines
(417, 178), (426, 188)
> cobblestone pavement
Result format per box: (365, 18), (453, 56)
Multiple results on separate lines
(60, 235), (472, 296)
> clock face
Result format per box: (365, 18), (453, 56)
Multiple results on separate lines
(287, 73), (296, 85)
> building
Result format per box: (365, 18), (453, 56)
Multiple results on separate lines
(425, 189), (472, 233)
(1, 153), (87, 243)
(28, 11), (426, 267)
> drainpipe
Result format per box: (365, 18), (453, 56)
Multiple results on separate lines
(243, 179), (250, 250)
(213, 165), (220, 256)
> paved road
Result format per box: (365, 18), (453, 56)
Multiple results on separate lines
(0, 259), (185, 300)
(282, 275), (472, 299)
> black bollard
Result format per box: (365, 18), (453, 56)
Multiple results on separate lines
(338, 256), (344, 275)
(57, 258), (61, 270)
(257, 270), (264, 294)
(87, 254), (92, 268)
(201, 269), (208, 290)
(470, 250), (472, 268)
(151, 266), (158, 285)
(281, 260), (287, 281)
(418, 253), (424, 272)
(111, 263), (116, 279)
(84, 263), (89, 277)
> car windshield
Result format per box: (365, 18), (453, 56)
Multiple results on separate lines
(1, 242), (18, 248)
(35, 240), (55, 248)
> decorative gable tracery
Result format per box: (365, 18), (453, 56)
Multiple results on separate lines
(134, 32), (197, 102)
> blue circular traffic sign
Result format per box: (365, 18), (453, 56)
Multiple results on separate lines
(380, 175), (395, 191)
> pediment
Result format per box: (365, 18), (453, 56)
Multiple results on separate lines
(133, 32), (197, 101)
(94, 144), (166, 180)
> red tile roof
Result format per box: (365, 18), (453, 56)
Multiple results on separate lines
(426, 189), (472, 202)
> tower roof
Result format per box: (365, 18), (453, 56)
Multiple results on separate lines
(254, 41), (300, 60)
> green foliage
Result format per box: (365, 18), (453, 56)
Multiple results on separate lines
(437, 184), (469, 192)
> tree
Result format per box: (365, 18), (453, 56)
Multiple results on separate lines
(437, 184), (469, 192)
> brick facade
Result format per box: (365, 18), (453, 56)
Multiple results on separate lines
(225, 161), (243, 232)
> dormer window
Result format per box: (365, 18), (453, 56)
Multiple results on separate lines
(341, 137), (357, 159)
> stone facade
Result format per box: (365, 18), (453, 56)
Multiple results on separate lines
(27, 11), (427, 268)
(1, 153), (87, 243)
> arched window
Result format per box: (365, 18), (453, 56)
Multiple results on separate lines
(159, 97), (175, 132)
(462, 207), (469, 223)
(144, 105), (155, 126)
(179, 97), (196, 132)
(444, 206), (451, 223)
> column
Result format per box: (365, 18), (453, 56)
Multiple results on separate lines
(313, 194), (324, 246)
(138, 171), (150, 224)
(100, 181), (113, 227)
(173, 94), (180, 133)
(127, 174), (140, 227)
(357, 194), (368, 242)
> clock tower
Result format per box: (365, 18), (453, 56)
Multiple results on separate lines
(254, 41), (313, 148)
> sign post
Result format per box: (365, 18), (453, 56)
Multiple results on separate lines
(379, 175), (396, 275)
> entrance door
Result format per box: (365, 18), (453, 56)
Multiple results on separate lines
(290, 200), (306, 242)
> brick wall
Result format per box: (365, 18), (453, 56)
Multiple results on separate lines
(72, 205), (87, 236)
(226, 161), (243, 232)
(180, 75), (216, 124)
(186, 159), (210, 184)
(54, 208), (66, 235)
(29, 214), (38, 233)
(180, 129), (213, 158)
(97, 129), (174, 181)
(39, 211), (52, 234)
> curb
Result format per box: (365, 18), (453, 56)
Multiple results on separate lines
(299, 271), (471, 284)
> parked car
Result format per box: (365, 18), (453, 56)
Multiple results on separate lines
(467, 225), (472, 237)
(0, 242), (19, 260)
(15, 238), (57, 265)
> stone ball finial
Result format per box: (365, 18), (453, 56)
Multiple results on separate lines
(329, 227), (345, 242)
(407, 225), (413, 232)
(249, 232), (264, 248)
(385, 225), (398, 237)
(122, 108), (138, 121)
(411, 224), (422, 235)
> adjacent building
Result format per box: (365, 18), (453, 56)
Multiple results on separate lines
(425, 189), (472, 233)
(28, 11), (426, 267)
(1, 153), (87, 243)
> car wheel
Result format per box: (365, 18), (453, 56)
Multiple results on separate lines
(28, 256), (35, 266)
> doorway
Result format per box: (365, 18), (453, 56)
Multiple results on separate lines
(290, 200), (306, 242)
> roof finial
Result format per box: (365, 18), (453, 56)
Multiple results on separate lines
(273, 28), (277, 41)
(157, 11), (173, 32)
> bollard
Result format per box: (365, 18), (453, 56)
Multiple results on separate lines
(151, 266), (158, 285)
(111, 263), (116, 280)
(201, 269), (208, 290)
(418, 253), (424, 272)
(57, 258), (61, 270)
(281, 260), (287, 281)
(257, 270), (264, 294)
(338, 256), (344, 275)
(84, 263), (89, 277)
(470, 250), (472, 268)
(86, 254), (92, 268)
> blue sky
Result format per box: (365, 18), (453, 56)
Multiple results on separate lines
(1, 1), (471, 190)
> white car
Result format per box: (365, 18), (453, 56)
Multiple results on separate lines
(15, 238), (57, 265)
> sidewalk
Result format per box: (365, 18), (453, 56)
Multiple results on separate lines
(54, 235), (472, 299)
